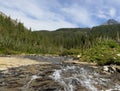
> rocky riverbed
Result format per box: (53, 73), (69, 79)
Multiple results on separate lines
(0, 55), (120, 91)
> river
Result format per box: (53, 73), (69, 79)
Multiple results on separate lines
(0, 55), (120, 91)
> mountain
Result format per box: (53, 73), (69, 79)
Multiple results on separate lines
(0, 11), (7, 17)
(0, 11), (21, 26)
(0, 11), (120, 65)
(102, 19), (120, 25)
(1, 11), (120, 55)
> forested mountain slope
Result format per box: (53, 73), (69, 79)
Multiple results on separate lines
(0, 12), (120, 65)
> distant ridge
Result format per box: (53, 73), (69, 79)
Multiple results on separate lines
(0, 11), (7, 17)
(102, 19), (120, 25)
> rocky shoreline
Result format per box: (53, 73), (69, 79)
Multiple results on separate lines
(0, 64), (60, 91)
(0, 55), (119, 91)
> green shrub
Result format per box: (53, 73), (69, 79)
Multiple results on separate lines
(81, 41), (120, 65)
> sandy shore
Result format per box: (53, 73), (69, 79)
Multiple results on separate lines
(0, 56), (50, 70)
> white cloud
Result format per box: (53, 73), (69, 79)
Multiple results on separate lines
(62, 5), (96, 27)
(97, 7), (116, 20)
(0, 0), (120, 30)
(97, 10), (108, 19)
(109, 8), (116, 17)
(0, 0), (78, 30)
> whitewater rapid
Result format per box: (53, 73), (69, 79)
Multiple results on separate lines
(51, 65), (120, 91)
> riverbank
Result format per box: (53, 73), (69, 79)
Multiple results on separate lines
(0, 55), (119, 91)
(0, 55), (119, 71)
(0, 56), (50, 70)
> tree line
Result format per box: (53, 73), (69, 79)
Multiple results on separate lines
(0, 14), (120, 55)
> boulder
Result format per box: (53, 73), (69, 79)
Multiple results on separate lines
(103, 66), (109, 72)
(103, 65), (120, 74)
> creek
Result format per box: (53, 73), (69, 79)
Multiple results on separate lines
(0, 55), (119, 91)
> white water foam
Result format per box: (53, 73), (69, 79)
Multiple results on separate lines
(51, 66), (120, 91)
(52, 70), (62, 81)
(103, 84), (120, 91)
(25, 75), (39, 88)
(31, 75), (39, 80)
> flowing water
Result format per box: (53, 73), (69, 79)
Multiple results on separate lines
(22, 55), (120, 91)
(3, 56), (118, 91)
(25, 75), (39, 88)
(22, 75), (40, 91)
(51, 65), (120, 91)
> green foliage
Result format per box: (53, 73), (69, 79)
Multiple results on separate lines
(81, 41), (120, 65)
(59, 49), (81, 56)
(0, 14), (120, 65)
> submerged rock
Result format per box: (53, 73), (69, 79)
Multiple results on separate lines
(0, 63), (63, 91)
(0, 56), (119, 91)
(102, 65), (120, 74)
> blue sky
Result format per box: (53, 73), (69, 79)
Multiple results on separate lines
(0, 0), (120, 30)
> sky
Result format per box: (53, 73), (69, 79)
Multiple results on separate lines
(0, 0), (120, 31)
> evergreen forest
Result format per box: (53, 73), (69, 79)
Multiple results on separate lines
(0, 14), (120, 65)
